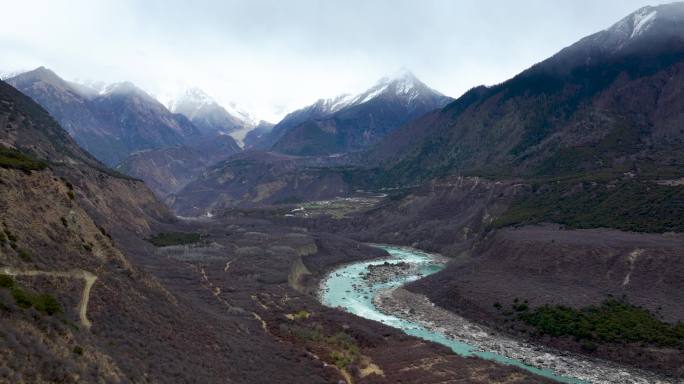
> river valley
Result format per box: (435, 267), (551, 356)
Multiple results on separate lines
(319, 245), (675, 384)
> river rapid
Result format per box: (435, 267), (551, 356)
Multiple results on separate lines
(319, 245), (673, 384)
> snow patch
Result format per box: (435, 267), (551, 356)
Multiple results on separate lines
(169, 87), (216, 115)
(631, 9), (657, 38)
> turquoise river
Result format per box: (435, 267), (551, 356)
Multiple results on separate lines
(320, 245), (586, 383)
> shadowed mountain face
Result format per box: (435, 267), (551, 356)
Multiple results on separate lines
(371, 3), (684, 184)
(243, 120), (275, 148)
(7, 69), (246, 198)
(116, 134), (242, 198)
(6, 68), (225, 166)
(168, 151), (356, 215)
(173, 2), (684, 220)
(253, 71), (452, 155)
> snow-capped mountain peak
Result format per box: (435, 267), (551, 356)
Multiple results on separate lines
(347, 70), (439, 105)
(606, 6), (659, 41)
(168, 87), (260, 147)
(312, 93), (356, 114)
(169, 87), (216, 114)
(103, 81), (147, 96)
(224, 100), (258, 126)
(295, 70), (446, 120)
(592, 2), (684, 53)
(170, 87), (257, 125)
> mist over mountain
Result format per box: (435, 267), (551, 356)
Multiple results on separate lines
(253, 70), (452, 155)
(7, 68), (204, 166)
(369, 2), (684, 186)
(169, 87), (258, 146)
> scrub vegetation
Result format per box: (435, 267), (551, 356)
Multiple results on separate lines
(519, 299), (684, 348)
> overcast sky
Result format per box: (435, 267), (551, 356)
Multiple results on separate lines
(0, 0), (654, 122)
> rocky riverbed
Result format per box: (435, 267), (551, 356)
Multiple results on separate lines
(373, 287), (676, 384)
(361, 261), (416, 285)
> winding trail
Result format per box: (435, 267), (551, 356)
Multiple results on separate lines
(1, 267), (97, 328)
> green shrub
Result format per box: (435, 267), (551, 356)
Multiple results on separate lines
(11, 287), (33, 308)
(9, 286), (62, 315)
(327, 332), (360, 369)
(73, 346), (84, 355)
(18, 249), (31, 262)
(4, 229), (17, 243)
(520, 299), (684, 347)
(33, 293), (62, 315)
(495, 180), (684, 233)
(0, 274), (14, 288)
(0, 146), (47, 172)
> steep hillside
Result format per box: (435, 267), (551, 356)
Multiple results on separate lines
(169, 151), (355, 216)
(408, 224), (684, 378)
(7, 68), (203, 166)
(351, 3), (684, 235)
(248, 94), (355, 150)
(243, 120), (275, 148)
(374, 4), (684, 183)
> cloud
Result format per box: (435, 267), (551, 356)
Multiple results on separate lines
(0, 0), (650, 122)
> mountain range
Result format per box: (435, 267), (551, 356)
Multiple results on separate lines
(8, 67), (450, 200)
(0, 76), (534, 384)
(6, 69), (258, 196)
(252, 70), (452, 155)
(6, 68), (206, 166)
(5, 2), (684, 383)
(369, 3), (684, 186)
(171, 2), (684, 224)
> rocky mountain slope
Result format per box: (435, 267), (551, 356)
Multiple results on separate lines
(372, 3), (684, 184)
(227, 5), (684, 379)
(169, 151), (355, 215)
(169, 87), (258, 146)
(169, 72), (452, 213)
(254, 71), (452, 155)
(6, 68), (207, 166)
(7, 69), (247, 198)
(243, 120), (275, 148)
(116, 134), (241, 198)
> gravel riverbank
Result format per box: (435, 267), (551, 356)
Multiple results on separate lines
(374, 287), (675, 384)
